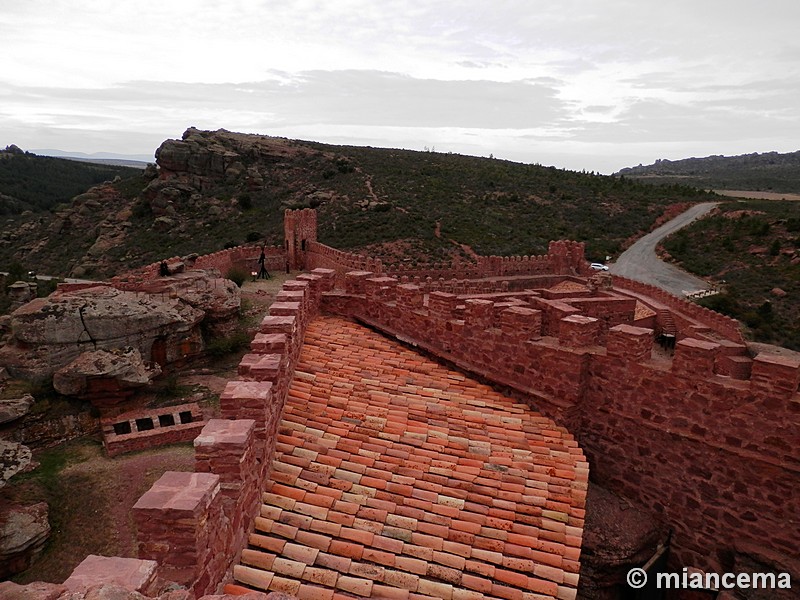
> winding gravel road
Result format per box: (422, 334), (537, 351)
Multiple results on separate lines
(609, 202), (719, 297)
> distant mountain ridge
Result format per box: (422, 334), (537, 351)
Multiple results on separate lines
(31, 149), (152, 169)
(0, 146), (143, 215)
(616, 150), (800, 194)
(0, 128), (711, 279)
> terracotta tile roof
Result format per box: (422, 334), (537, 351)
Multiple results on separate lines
(633, 301), (657, 321)
(234, 316), (588, 599)
(548, 281), (589, 294)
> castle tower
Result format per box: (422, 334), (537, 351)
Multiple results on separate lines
(548, 240), (586, 274)
(284, 208), (318, 271)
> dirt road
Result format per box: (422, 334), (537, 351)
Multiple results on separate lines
(609, 202), (718, 296)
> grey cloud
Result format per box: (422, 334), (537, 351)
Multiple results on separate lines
(570, 95), (800, 145)
(2, 70), (569, 131)
(274, 71), (567, 128)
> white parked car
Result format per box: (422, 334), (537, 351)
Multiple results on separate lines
(590, 263), (609, 271)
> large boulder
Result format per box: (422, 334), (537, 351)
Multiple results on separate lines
(0, 440), (35, 486)
(0, 502), (50, 579)
(0, 285), (204, 381)
(578, 484), (668, 599)
(130, 270), (241, 337)
(53, 347), (161, 405)
(0, 394), (34, 425)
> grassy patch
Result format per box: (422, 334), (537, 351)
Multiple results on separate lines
(205, 331), (251, 357)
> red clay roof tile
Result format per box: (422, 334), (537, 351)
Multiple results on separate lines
(233, 316), (587, 599)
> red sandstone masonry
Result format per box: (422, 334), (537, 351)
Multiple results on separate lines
(320, 271), (800, 588)
(127, 269), (334, 596)
(110, 244), (286, 288)
(613, 275), (744, 343)
(101, 402), (204, 457)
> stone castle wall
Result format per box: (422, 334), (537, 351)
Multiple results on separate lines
(319, 273), (800, 589)
(612, 275), (744, 343)
(110, 244), (286, 288)
(130, 268), (335, 596)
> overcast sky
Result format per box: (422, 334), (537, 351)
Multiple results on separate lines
(2, 1), (799, 173)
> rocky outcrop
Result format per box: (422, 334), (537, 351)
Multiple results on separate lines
(578, 484), (668, 599)
(7, 281), (37, 311)
(53, 347), (161, 406)
(0, 285), (204, 381)
(0, 502), (50, 579)
(0, 439), (35, 486)
(130, 270), (241, 337)
(0, 394), (34, 425)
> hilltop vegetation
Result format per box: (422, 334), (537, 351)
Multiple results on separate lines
(661, 200), (800, 349)
(1, 129), (712, 279)
(617, 150), (800, 194)
(0, 145), (142, 215)
(312, 145), (711, 264)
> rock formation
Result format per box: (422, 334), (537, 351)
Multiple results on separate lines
(0, 439), (36, 486)
(7, 281), (37, 311)
(0, 394), (34, 425)
(53, 347), (161, 407)
(129, 270), (241, 337)
(0, 285), (204, 381)
(578, 485), (668, 599)
(0, 502), (50, 579)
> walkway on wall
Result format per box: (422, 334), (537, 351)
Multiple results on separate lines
(232, 316), (588, 600)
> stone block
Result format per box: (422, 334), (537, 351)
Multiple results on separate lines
(282, 280), (310, 294)
(133, 471), (223, 595)
(238, 353), (260, 377)
(133, 471), (219, 516)
(310, 268), (336, 291)
(559, 314), (600, 347)
(63, 555), (157, 593)
(428, 291), (459, 318)
(673, 338), (719, 376)
(364, 277), (398, 302)
(269, 302), (301, 317)
(276, 290), (306, 307)
(250, 354), (283, 382)
(251, 333), (288, 354)
(463, 299), (494, 329)
(501, 306), (543, 340)
(194, 418), (255, 450)
(396, 284), (424, 310)
(751, 353), (800, 398)
(220, 380), (274, 423)
(259, 315), (296, 335)
(714, 355), (753, 380)
(344, 271), (373, 295)
(606, 324), (653, 362)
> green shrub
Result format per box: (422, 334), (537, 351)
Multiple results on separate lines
(206, 331), (251, 357)
(226, 266), (248, 287)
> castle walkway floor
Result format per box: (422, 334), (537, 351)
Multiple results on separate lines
(232, 316), (588, 600)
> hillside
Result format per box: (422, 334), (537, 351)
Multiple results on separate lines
(617, 150), (800, 194)
(0, 128), (712, 279)
(660, 200), (800, 350)
(0, 145), (142, 215)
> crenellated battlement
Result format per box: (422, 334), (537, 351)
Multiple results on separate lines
(124, 268), (337, 596)
(110, 243), (286, 288)
(319, 269), (800, 582)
